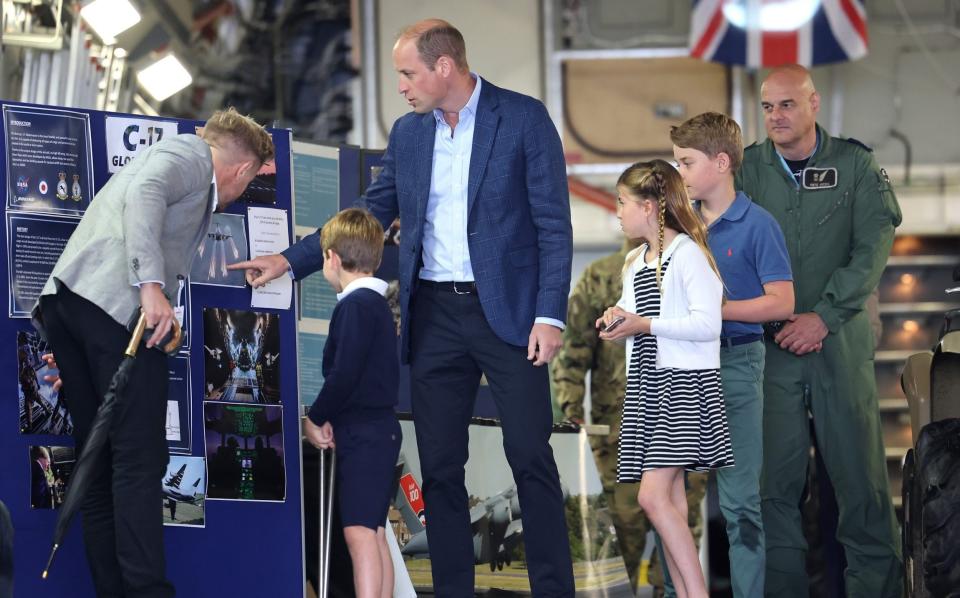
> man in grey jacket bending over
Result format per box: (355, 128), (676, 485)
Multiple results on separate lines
(33, 108), (273, 598)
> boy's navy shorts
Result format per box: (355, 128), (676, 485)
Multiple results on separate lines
(335, 415), (402, 530)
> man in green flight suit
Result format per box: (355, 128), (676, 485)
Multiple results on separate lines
(551, 240), (706, 596)
(735, 64), (902, 597)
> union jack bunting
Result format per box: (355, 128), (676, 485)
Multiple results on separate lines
(690, 0), (868, 68)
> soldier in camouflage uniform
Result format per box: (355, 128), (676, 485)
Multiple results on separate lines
(552, 240), (706, 595)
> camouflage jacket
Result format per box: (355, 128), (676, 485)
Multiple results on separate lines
(551, 241), (640, 425)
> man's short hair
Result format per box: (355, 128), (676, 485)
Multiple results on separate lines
(320, 208), (384, 273)
(399, 20), (468, 71)
(202, 107), (275, 165)
(670, 111), (744, 172)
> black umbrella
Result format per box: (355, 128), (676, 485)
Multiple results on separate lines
(42, 311), (182, 579)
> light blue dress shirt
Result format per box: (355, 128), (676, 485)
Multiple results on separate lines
(419, 76), (482, 283)
(419, 75), (563, 330)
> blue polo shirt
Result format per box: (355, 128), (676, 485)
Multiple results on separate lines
(698, 191), (793, 338)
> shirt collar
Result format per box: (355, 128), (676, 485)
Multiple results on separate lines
(694, 191), (751, 227)
(337, 277), (389, 301)
(433, 74), (482, 126)
(775, 128), (820, 182)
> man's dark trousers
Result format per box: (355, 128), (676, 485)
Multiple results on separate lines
(40, 286), (173, 598)
(409, 284), (575, 597)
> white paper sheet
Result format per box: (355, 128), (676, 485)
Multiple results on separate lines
(247, 207), (293, 309)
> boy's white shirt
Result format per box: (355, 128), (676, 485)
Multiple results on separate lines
(336, 276), (388, 300)
(617, 233), (723, 369)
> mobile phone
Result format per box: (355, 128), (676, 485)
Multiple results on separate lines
(602, 316), (625, 333)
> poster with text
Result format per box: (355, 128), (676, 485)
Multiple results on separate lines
(162, 455), (206, 527)
(204, 403), (285, 501)
(392, 421), (629, 595)
(190, 213), (248, 288)
(7, 213), (77, 317)
(203, 308), (280, 404)
(4, 104), (93, 214)
(104, 115), (178, 173)
(17, 329), (72, 435)
(166, 354), (192, 454)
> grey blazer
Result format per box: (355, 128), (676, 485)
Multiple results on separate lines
(35, 134), (214, 327)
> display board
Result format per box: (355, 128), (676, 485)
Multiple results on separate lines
(0, 101), (304, 597)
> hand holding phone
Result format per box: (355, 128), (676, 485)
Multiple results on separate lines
(602, 315), (625, 333)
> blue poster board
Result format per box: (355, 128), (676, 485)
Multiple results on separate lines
(0, 101), (304, 598)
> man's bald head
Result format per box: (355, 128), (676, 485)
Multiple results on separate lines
(760, 63), (820, 159)
(762, 64), (817, 97)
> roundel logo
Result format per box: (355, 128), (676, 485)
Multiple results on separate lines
(38, 180), (48, 194)
(16, 176), (29, 193)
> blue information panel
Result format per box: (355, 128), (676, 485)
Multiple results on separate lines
(292, 148), (339, 230)
(6, 212), (77, 317)
(299, 270), (337, 321)
(3, 105), (93, 215)
(0, 102), (304, 598)
(297, 331), (327, 407)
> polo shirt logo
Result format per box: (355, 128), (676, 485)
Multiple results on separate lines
(802, 167), (838, 189)
(727, 248), (732, 257)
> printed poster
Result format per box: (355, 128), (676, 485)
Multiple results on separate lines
(104, 115), (179, 173)
(6, 213), (77, 318)
(4, 104), (93, 215)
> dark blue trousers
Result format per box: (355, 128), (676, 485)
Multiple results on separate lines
(409, 286), (575, 597)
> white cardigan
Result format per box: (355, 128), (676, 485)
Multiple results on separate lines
(617, 234), (722, 370)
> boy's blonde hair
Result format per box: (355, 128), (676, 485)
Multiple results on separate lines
(202, 107), (275, 165)
(320, 208), (384, 273)
(670, 111), (743, 172)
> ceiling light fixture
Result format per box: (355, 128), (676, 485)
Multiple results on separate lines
(79, 0), (141, 45)
(136, 54), (192, 102)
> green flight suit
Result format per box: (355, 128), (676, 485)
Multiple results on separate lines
(735, 124), (903, 597)
(551, 242), (706, 594)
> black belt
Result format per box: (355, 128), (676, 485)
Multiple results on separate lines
(418, 280), (477, 295)
(719, 333), (763, 348)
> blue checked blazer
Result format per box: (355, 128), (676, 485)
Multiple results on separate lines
(285, 81), (572, 363)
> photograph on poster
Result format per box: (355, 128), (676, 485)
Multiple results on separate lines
(28, 445), (75, 509)
(17, 329), (72, 435)
(166, 354), (191, 454)
(190, 212), (248, 287)
(390, 421), (629, 594)
(203, 308), (280, 404)
(238, 160), (277, 205)
(3, 104), (94, 215)
(6, 213), (78, 318)
(161, 455), (206, 527)
(204, 403), (285, 501)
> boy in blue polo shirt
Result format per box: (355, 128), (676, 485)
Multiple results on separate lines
(670, 112), (795, 597)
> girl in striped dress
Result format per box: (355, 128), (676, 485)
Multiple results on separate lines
(598, 159), (732, 598)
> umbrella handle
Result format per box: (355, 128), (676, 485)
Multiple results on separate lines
(125, 313), (148, 357)
(162, 319), (184, 355)
(124, 312), (183, 357)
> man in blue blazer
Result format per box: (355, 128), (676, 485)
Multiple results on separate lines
(235, 18), (575, 597)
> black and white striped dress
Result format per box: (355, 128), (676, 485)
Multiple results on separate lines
(617, 256), (734, 482)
